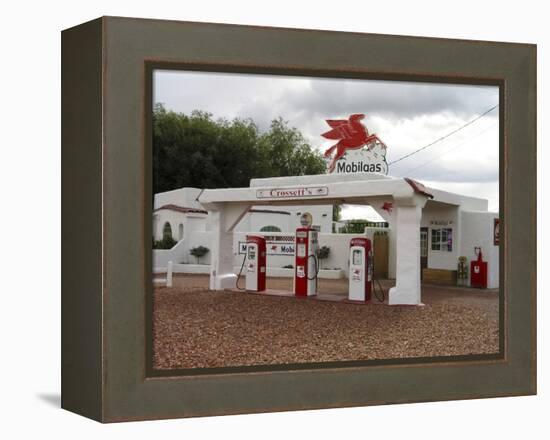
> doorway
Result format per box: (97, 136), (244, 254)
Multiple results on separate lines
(373, 232), (389, 279)
(420, 227), (428, 280)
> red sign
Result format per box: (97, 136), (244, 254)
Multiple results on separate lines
(322, 114), (386, 173)
(381, 202), (393, 214)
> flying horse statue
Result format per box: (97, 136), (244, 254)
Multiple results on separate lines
(322, 113), (387, 173)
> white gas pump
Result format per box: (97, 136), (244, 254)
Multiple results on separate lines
(348, 237), (373, 302)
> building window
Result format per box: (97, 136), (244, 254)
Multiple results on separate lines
(431, 228), (453, 252)
(178, 223), (184, 240)
(260, 225), (282, 232)
(163, 222), (173, 240)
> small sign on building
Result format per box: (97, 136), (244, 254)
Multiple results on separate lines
(256, 186), (329, 199)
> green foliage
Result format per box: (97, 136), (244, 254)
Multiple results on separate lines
(153, 104), (326, 193)
(317, 245), (330, 260)
(153, 236), (177, 250)
(339, 220), (369, 234)
(316, 245), (331, 269)
(332, 204), (342, 222)
(190, 245), (210, 264)
(339, 220), (389, 233)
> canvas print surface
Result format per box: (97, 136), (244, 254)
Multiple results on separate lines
(150, 70), (500, 372)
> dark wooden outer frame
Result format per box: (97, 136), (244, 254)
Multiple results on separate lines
(62, 16), (536, 423)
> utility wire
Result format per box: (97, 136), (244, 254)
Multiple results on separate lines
(398, 122), (498, 178)
(388, 104), (499, 166)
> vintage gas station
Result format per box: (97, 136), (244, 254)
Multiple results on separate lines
(198, 171), (497, 305)
(154, 114), (498, 306)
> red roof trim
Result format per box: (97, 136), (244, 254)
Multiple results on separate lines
(154, 204), (208, 214)
(404, 178), (434, 199)
(249, 209), (291, 215)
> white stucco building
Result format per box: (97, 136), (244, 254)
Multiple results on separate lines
(153, 188), (334, 242)
(153, 172), (499, 304)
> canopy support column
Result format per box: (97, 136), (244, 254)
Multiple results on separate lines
(389, 193), (429, 305)
(202, 203), (250, 290)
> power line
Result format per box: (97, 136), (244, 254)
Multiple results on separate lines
(398, 122), (498, 178)
(388, 104), (499, 166)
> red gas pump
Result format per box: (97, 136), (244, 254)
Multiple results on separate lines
(470, 247), (488, 289)
(348, 237), (373, 302)
(294, 227), (319, 296)
(245, 235), (266, 292)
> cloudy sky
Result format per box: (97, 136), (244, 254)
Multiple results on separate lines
(154, 70), (499, 220)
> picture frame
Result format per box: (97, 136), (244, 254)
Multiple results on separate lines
(61, 16), (536, 422)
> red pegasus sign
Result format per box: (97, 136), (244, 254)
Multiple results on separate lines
(322, 114), (386, 173)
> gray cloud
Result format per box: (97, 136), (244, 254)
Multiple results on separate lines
(154, 70), (499, 206)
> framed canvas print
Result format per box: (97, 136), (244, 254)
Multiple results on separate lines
(61, 16), (536, 422)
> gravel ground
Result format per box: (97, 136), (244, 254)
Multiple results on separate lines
(153, 275), (499, 370)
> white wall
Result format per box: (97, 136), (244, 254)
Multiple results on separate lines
(153, 210), (207, 242)
(421, 202), (461, 271)
(153, 209), (185, 241)
(234, 210), (291, 233)
(234, 204), (333, 233)
(154, 228), (387, 277)
(154, 186), (333, 235)
(153, 187), (204, 210)
(153, 239), (188, 267)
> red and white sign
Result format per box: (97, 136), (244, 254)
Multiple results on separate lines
(322, 114), (388, 175)
(239, 235), (295, 256)
(256, 186), (328, 199)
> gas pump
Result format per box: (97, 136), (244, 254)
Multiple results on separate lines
(470, 247), (488, 289)
(244, 235), (266, 292)
(293, 227), (319, 296)
(348, 237), (373, 302)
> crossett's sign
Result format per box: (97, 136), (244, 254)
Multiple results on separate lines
(322, 113), (388, 175)
(256, 186), (328, 199)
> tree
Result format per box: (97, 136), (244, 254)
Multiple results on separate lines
(189, 246), (209, 264)
(257, 118), (326, 178)
(332, 204), (342, 222)
(153, 105), (326, 193)
(339, 220), (369, 234)
(339, 219), (388, 233)
(153, 236), (177, 250)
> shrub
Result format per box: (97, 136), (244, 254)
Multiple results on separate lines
(190, 246), (209, 264)
(153, 236), (177, 249)
(316, 245), (330, 269)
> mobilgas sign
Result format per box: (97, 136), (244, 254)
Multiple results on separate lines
(322, 113), (389, 175)
(336, 160), (385, 174)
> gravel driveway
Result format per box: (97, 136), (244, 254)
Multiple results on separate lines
(153, 275), (499, 370)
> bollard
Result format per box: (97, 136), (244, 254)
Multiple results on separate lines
(166, 261), (173, 288)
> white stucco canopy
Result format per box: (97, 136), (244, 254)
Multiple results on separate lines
(198, 172), (441, 305)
